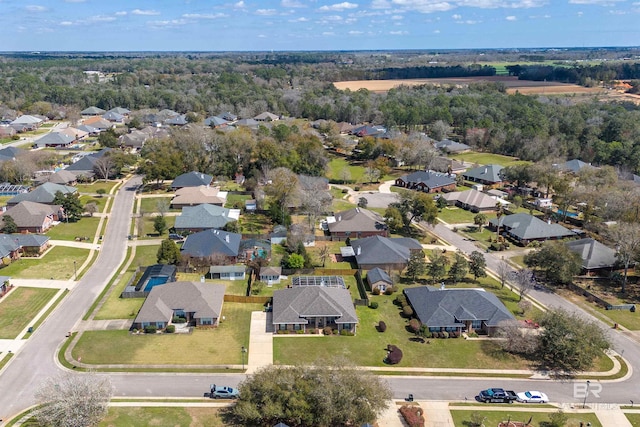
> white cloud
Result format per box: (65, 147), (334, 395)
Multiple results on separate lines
(132, 9), (160, 16)
(258, 34), (267, 38)
(389, 30), (409, 34)
(115, 11), (127, 16)
(26, 5), (47, 12)
(456, 0), (547, 7)
(609, 9), (627, 13)
(433, 29), (441, 33)
(319, 2), (358, 11)
(182, 13), (227, 19)
(147, 19), (187, 28)
(234, 1), (246, 7)
(322, 31), (336, 35)
(389, 0), (547, 13)
(64, 0), (86, 2)
(391, 14), (404, 19)
(89, 15), (117, 22)
(456, 19), (481, 23)
(256, 9), (277, 15)
(452, 13), (462, 19)
(60, 21), (74, 26)
(349, 30), (364, 34)
(281, 0), (305, 7)
(505, 15), (517, 20)
(569, 0), (624, 3)
(391, 1), (455, 13)
(288, 17), (310, 22)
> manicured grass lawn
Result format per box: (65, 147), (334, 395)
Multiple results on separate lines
(327, 157), (366, 183)
(592, 305), (640, 330)
(437, 207), (479, 224)
(450, 409), (601, 427)
(98, 407), (225, 427)
(138, 215), (176, 239)
(178, 273), (249, 296)
(139, 196), (175, 214)
(74, 303), (262, 365)
(225, 193), (252, 209)
(80, 195), (109, 212)
(0, 247), (90, 280)
(94, 245), (160, 320)
(448, 152), (530, 167)
(332, 198), (356, 212)
(76, 181), (118, 194)
(0, 287), (58, 339)
(45, 217), (101, 241)
(626, 413), (640, 427)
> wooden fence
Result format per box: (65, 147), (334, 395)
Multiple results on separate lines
(224, 295), (271, 304)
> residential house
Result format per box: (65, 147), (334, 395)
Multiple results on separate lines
(164, 114), (188, 126)
(132, 281), (225, 330)
(204, 116), (229, 128)
(34, 170), (78, 186)
(259, 266), (282, 285)
(566, 238), (619, 274)
(235, 118), (259, 129)
(239, 238), (271, 262)
(254, 112), (279, 121)
(441, 189), (503, 212)
(352, 235), (423, 271)
(555, 159), (595, 174)
(81, 106), (106, 116)
(10, 115), (43, 128)
(81, 116), (113, 131)
(435, 139), (471, 154)
(394, 171), (456, 193)
(404, 286), (515, 336)
(352, 125), (386, 138)
(75, 124), (101, 136)
(488, 213), (575, 245)
(181, 229), (241, 263)
(59, 127), (88, 141)
(0, 233), (50, 260)
(0, 235), (20, 261)
(0, 126), (16, 138)
(65, 148), (112, 180)
(174, 204), (240, 232)
(209, 265), (246, 280)
(367, 267), (393, 293)
(270, 225), (288, 245)
(171, 186), (228, 208)
(272, 285), (358, 333)
(34, 132), (75, 149)
(431, 156), (467, 175)
(326, 207), (388, 240)
(102, 111), (125, 123)
(217, 112), (238, 122)
(107, 107), (131, 116)
(463, 164), (504, 186)
(7, 182), (77, 207)
(0, 201), (63, 233)
(171, 171), (213, 189)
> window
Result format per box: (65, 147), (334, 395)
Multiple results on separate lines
(294, 324), (301, 330)
(471, 320), (482, 329)
(279, 324), (286, 330)
(445, 327), (457, 332)
(201, 318), (213, 325)
(175, 309), (186, 318)
(157, 322), (165, 328)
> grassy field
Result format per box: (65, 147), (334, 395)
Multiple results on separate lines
(98, 407), (226, 427)
(0, 247), (90, 280)
(45, 217), (101, 241)
(138, 196), (175, 213)
(448, 152), (529, 167)
(94, 245), (160, 320)
(74, 303), (262, 365)
(0, 287), (59, 339)
(76, 181), (119, 194)
(450, 409), (602, 427)
(437, 207), (482, 225)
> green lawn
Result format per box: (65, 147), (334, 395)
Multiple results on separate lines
(450, 409), (601, 427)
(45, 217), (101, 241)
(139, 196), (175, 214)
(74, 303), (262, 365)
(80, 195), (109, 213)
(626, 413), (640, 427)
(238, 213), (272, 234)
(448, 152), (530, 167)
(225, 193), (252, 209)
(0, 287), (59, 339)
(327, 157), (366, 183)
(0, 247), (90, 280)
(437, 207), (479, 225)
(76, 181), (119, 194)
(98, 407), (225, 427)
(94, 245), (160, 320)
(138, 215), (176, 239)
(178, 273), (249, 296)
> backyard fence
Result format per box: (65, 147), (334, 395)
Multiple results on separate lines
(224, 295), (271, 304)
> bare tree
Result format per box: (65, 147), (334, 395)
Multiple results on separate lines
(84, 202), (98, 217)
(497, 259), (510, 289)
(34, 371), (113, 427)
(607, 222), (640, 293)
(513, 268), (535, 301)
(156, 198), (170, 217)
(496, 319), (539, 355)
(318, 244), (331, 268)
(93, 156), (114, 181)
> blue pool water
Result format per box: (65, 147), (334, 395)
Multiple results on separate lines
(143, 276), (170, 292)
(556, 209), (578, 218)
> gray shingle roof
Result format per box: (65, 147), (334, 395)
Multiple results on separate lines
(404, 286), (514, 329)
(2, 201), (60, 228)
(352, 235), (423, 266)
(463, 164), (504, 183)
(272, 286), (357, 325)
(134, 281), (225, 324)
(441, 189), (498, 211)
(435, 139), (471, 153)
(204, 116), (228, 126)
(171, 171), (213, 189)
(367, 268), (392, 286)
(557, 159), (594, 174)
(397, 170), (456, 189)
(328, 208), (387, 234)
(7, 182), (76, 205)
(35, 132), (75, 148)
(566, 238), (618, 270)
(174, 204), (236, 230)
(181, 229), (241, 258)
(489, 213), (574, 241)
(81, 106), (106, 115)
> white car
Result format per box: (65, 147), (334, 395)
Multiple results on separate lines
(516, 390), (549, 403)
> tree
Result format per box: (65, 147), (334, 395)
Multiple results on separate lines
(34, 371), (113, 427)
(97, 128), (118, 148)
(406, 250), (427, 280)
(537, 308), (610, 373)
(497, 258), (510, 289)
(157, 239), (181, 264)
(448, 251), (469, 282)
(468, 251), (487, 281)
(1, 214), (18, 233)
(473, 213), (487, 231)
(284, 253), (305, 269)
(496, 319), (539, 355)
(53, 191), (83, 222)
(383, 206), (404, 233)
(512, 268), (535, 301)
(318, 244), (330, 268)
(232, 361), (392, 427)
(358, 197), (368, 208)
(265, 167), (299, 224)
(156, 198), (170, 217)
(153, 215), (167, 235)
(84, 202), (98, 217)
(426, 249), (448, 283)
(606, 222), (640, 293)
(392, 190), (438, 232)
(524, 242), (583, 286)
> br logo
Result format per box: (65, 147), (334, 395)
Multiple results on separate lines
(574, 382), (602, 399)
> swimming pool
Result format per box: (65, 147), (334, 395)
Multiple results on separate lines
(556, 209), (578, 218)
(143, 276), (170, 292)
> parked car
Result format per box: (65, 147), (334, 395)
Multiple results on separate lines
(516, 390), (549, 403)
(204, 384), (239, 399)
(477, 388), (517, 403)
(169, 233), (185, 241)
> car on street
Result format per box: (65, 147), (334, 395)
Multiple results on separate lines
(516, 390), (549, 403)
(204, 384), (239, 399)
(477, 388), (517, 403)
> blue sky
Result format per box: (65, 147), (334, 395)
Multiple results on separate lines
(1, 0), (638, 51)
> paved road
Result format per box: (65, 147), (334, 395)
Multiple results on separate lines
(0, 176), (141, 422)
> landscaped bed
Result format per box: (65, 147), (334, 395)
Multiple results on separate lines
(0, 247), (90, 280)
(0, 287), (59, 339)
(73, 303), (261, 366)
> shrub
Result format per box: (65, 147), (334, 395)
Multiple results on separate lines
(165, 325), (175, 333)
(384, 286), (395, 295)
(394, 295), (407, 306)
(385, 344), (403, 365)
(369, 301), (379, 309)
(408, 319), (421, 333)
(468, 332), (478, 338)
(341, 188), (348, 194)
(442, 331), (449, 339)
(144, 325), (157, 334)
(402, 305), (414, 317)
(399, 405), (425, 427)
(340, 329), (353, 336)
(323, 326), (333, 336)
(378, 321), (387, 333)
(333, 329), (339, 335)
(354, 186), (361, 191)
(172, 316), (186, 324)
(372, 288), (381, 295)
(296, 329), (305, 334)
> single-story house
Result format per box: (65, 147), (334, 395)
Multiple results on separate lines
(65, 148), (112, 179)
(171, 171), (214, 189)
(59, 127), (88, 141)
(132, 281), (225, 330)
(34, 169), (78, 186)
(0, 233), (50, 260)
(7, 182), (77, 207)
(81, 106), (106, 116)
(107, 107), (131, 116)
(326, 207), (388, 240)
(254, 112), (279, 121)
(555, 159), (595, 174)
(441, 189), (503, 212)
(270, 225), (288, 245)
(352, 235), (423, 271)
(11, 115), (43, 127)
(171, 186), (228, 208)
(102, 111), (125, 123)
(272, 285), (358, 333)
(259, 266), (282, 285)
(180, 229), (241, 263)
(81, 116), (113, 131)
(489, 213), (575, 245)
(204, 116), (229, 128)
(209, 265), (246, 280)
(367, 268), (393, 293)
(235, 118), (259, 129)
(463, 164), (504, 186)
(217, 111), (238, 122)
(239, 238), (271, 262)
(435, 139), (471, 154)
(430, 157), (467, 175)
(34, 132), (75, 149)
(565, 238), (619, 273)
(404, 286), (515, 336)
(164, 114), (188, 126)
(1, 201), (63, 233)
(394, 171), (456, 193)
(0, 126), (17, 138)
(174, 204), (240, 232)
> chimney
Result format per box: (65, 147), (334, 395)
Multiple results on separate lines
(225, 234), (230, 243)
(356, 246), (361, 256)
